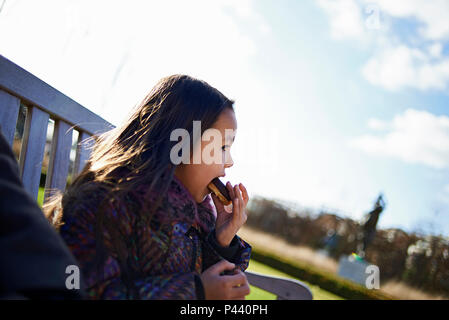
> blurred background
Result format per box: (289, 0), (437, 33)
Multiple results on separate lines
(1, 0), (448, 299)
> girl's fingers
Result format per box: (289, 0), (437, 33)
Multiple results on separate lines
(234, 184), (242, 201)
(232, 197), (240, 219)
(227, 181), (235, 199)
(235, 184), (244, 211)
(239, 183), (249, 205)
(228, 182), (239, 217)
(233, 185), (242, 215)
(232, 283), (251, 299)
(229, 271), (250, 299)
(228, 271), (247, 288)
(226, 182), (249, 223)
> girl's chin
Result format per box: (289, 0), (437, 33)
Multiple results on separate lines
(204, 187), (213, 198)
(195, 187), (211, 203)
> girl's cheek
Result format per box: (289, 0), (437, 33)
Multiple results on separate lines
(225, 151), (233, 167)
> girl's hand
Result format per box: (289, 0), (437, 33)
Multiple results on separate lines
(200, 260), (250, 300)
(211, 182), (249, 247)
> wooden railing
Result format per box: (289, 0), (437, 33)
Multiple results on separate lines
(0, 55), (113, 201)
(0, 54), (313, 300)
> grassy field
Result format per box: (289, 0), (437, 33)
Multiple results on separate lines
(38, 187), (44, 207)
(246, 259), (343, 300)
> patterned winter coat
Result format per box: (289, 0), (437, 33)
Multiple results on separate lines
(59, 175), (251, 299)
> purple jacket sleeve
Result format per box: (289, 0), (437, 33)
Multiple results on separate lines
(196, 196), (252, 273)
(206, 230), (251, 271)
(202, 230), (251, 273)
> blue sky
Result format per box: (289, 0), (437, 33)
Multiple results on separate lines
(1, 0), (448, 236)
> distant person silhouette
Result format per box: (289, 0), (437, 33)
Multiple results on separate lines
(358, 194), (385, 258)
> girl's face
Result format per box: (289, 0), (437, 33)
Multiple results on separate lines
(174, 108), (237, 203)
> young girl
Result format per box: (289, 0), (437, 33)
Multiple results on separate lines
(44, 75), (251, 300)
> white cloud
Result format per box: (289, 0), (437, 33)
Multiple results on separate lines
(349, 109), (449, 169)
(372, 0), (449, 41)
(316, 0), (365, 40)
(428, 42), (443, 58)
(362, 0), (449, 92)
(367, 118), (389, 131)
(319, 0), (449, 42)
(315, 0), (449, 91)
(362, 45), (449, 91)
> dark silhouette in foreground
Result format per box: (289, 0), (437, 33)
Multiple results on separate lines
(0, 129), (85, 299)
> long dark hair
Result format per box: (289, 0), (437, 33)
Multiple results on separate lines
(43, 74), (234, 298)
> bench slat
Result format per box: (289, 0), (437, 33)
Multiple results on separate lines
(0, 55), (114, 136)
(0, 90), (20, 146)
(245, 271), (313, 300)
(44, 120), (72, 202)
(19, 106), (50, 200)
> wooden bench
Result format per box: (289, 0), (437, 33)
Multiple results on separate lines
(0, 54), (313, 300)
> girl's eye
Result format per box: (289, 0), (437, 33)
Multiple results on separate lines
(222, 145), (230, 151)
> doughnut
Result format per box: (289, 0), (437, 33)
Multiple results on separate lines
(208, 178), (232, 206)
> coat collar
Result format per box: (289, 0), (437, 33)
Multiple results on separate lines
(169, 175), (216, 234)
(136, 174), (216, 234)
